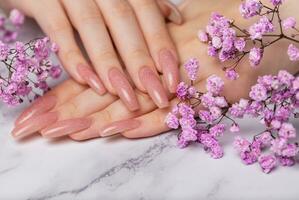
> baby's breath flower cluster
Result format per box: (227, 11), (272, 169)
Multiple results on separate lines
(166, 57), (298, 173)
(232, 70), (298, 173)
(0, 10), (61, 106)
(167, 0), (299, 174)
(166, 58), (230, 159)
(198, 0), (299, 79)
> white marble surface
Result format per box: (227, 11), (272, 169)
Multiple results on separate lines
(1, 3), (299, 200)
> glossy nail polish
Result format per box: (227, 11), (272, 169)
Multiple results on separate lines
(100, 119), (141, 137)
(77, 64), (106, 95)
(109, 68), (139, 111)
(159, 49), (180, 93)
(160, 0), (183, 25)
(15, 95), (57, 126)
(12, 112), (58, 140)
(41, 118), (92, 138)
(139, 66), (169, 108)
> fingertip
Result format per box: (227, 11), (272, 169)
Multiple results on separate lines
(157, 0), (183, 25)
(69, 128), (100, 141)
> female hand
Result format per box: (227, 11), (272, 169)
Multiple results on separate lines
(12, 0), (299, 140)
(1, 0), (183, 111)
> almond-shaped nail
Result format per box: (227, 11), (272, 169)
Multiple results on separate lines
(159, 49), (180, 93)
(139, 67), (169, 108)
(159, 0), (183, 25)
(41, 118), (92, 138)
(15, 95), (57, 126)
(109, 68), (139, 111)
(12, 112), (58, 140)
(100, 119), (141, 137)
(77, 64), (106, 95)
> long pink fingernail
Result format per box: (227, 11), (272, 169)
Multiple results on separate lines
(139, 66), (169, 108)
(41, 118), (92, 138)
(160, 0), (183, 25)
(159, 49), (180, 93)
(100, 119), (141, 137)
(77, 64), (106, 95)
(12, 112), (58, 140)
(109, 68), (139, 111)
(69, 128), (99, 141)
(15, 95), (57, 126)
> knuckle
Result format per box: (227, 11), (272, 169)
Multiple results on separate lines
(132, 0), (156, 10)
(151, 29), (168, 43)
(128, 48), (148, 60)
(96, 49), (117, 61)
(78, 13), (102, 26)
(48, 21), (71, 36)
(69, 134), (83, 141)
(62, 49), (81, 61)
(111, 1), (134, 17)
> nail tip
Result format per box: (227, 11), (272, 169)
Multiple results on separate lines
(167, 15), (183, 25)
(99, 132), (118, 138)
(11, 129), (29, 140)
(40, 130), (51, 138)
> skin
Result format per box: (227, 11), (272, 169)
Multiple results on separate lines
(12, 0), (299, 140)
(0, 0), (182, 110)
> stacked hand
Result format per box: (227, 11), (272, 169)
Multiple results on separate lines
(1, 0), (183, 111)
(10, 0), (299, 140)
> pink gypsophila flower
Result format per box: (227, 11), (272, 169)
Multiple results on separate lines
(278, 122), (296, 139)
(230, 123), (240, 133)
(249, 83), (268, 102)
(282, 17), (296, 30)
(165, 112), (179, 129)
(239, 0), (262, 19)
(287, 44), (299, 61)
(249, 47), (263, 67)
(198, 30), (208, 42)
(249, 16), (274, 40)
(258, 155), (276, 173)
(184, 58), (200, 81)
(9, 9), (25, 26)
(225, 69), (239, 80)
(206, 75), (224, 95)
(270, 0), (284, 6)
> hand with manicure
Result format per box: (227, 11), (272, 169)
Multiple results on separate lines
(0, 0), (183, 111)
(11, 0), (299, 140)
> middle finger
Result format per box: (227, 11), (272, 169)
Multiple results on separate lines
(61, 0), (140, 111)
(96, 0), (170, 108)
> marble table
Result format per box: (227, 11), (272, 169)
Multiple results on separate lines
(1, 3), (299, 200)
